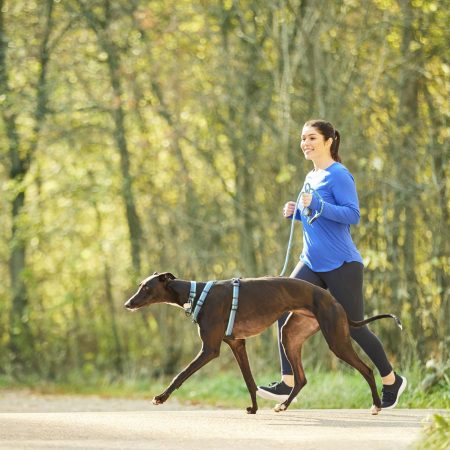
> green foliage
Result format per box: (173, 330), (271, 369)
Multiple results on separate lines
(421, 359), (450, 395)
(414, 414), (450, 450)
(0, 0), (448, 379)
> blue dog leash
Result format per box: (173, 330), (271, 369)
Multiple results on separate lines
(301, 182), (313, 217)
(279, 188), (303, 277)
(279, 182), (324, 276)
(302, 183), (324, 225)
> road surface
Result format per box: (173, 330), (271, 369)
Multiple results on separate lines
(0, 391), (442, 449)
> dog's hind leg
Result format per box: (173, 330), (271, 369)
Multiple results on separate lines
(224, 338), (258, 414)
(276, 313), (320, 412)
(328, 338), (381, 412)
(318, 308), (382, 413)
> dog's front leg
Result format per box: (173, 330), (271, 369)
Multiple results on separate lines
(224, 338), (258, 414)
(153, 346), (220, 405)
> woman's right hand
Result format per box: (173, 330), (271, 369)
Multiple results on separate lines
(283, 201), (297, 217)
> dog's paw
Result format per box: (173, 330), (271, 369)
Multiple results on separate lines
(274, 403), (287, 413)
(152, 394), (167, 405)
(246, 406), (257, 414)
(371, 404), (381, 415)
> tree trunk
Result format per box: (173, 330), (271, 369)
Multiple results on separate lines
(396, 0), (423, 359)
(76, 0), (143, 275)
(424, 87), (449, 361)
(0, 0), (54, 370)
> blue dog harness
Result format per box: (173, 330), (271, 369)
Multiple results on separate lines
(192, 280), (216, 322)
(226, 278), (240, 336)
(184, 278), (240, 337)
(183, 281), (197, 316)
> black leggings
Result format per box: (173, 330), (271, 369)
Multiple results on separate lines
(278, 261), (393, 377)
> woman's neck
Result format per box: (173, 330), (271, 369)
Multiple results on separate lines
(312, 156), (336, 171)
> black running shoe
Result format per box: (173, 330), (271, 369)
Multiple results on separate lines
(257, 381), (297, 402)
(381, 373), (407, 409)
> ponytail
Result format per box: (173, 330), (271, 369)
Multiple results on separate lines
(331, 130), (341, 163)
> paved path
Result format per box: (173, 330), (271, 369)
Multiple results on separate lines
(0, 391), (442, 449)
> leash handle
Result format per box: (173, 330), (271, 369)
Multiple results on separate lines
(301, 182), (313, 217)
(304, 184), (324, 225)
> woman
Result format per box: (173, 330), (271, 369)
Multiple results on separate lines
(257, 120), (406, 409)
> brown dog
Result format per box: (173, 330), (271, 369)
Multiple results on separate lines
(124, 272), (401, 414)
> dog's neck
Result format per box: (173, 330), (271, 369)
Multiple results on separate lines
(165, 279), (194, 308)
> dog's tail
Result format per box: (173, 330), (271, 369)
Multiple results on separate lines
(348, 314), (403, 330)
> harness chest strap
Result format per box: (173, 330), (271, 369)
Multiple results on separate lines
(192, 280), (216, 323)
(225, 278), (240, 337)
(186, 278), (240, 337)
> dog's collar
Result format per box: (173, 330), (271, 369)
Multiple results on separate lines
(183, 280), (217, 323)
(183, 281), (197, 316)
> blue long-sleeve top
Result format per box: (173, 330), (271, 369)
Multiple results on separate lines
(291, 162), (363, 272)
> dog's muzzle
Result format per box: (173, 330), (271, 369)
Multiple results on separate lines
(124, 300), (136, 310)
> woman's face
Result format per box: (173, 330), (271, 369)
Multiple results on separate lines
(300, 125), (332, 161)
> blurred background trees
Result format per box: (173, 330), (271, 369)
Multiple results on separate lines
(0, 0), (448, 380)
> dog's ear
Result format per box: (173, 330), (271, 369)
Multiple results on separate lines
(158, 272), (176, 282)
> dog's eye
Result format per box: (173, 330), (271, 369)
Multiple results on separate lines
(142, 284), (149, 291)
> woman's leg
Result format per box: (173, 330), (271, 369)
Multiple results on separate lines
(257, 261), (325, 401)
(321, 262), (407, 408)
(320, 262), (393, 377)
(278, 261), (326, 376)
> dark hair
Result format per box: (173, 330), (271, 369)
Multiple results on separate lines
(304, 119), (341, 163)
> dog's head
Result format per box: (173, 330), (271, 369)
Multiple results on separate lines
(124, 272), (176, 310)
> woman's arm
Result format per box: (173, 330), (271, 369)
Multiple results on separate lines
(310, 170), (360, 225)
(283, 201), (302, 221)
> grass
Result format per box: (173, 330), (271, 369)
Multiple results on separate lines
(413, 414), (450, 450)
(1, 364), (448, 410)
